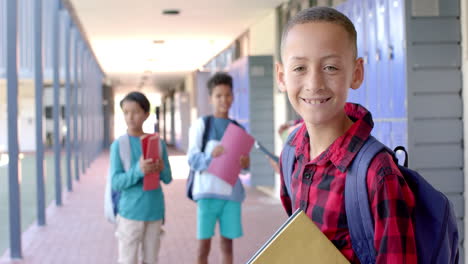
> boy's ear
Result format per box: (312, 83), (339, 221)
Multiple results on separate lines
(350, 58), (364, 90)
(275, 62), (287, 92)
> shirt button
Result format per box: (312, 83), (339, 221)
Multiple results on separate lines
(304, 172), (312, 179)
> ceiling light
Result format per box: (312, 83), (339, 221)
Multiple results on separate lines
(162, 9), (180, 15)
(153, 40), (165, 44)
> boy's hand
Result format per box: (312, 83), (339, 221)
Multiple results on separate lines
(140, 157), (158, 175)
(240, 155), (250, 169)
(154, 158), (164, 172)
(211, 145), (224, 158)
(268, 157), (280, 174)
(278, 123), (291, 136)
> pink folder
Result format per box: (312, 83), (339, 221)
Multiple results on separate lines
(207, 123), (254, 186)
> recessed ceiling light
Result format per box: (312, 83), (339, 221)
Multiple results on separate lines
(162, 9), (180, 15)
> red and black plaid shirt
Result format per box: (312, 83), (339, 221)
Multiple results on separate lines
(279, 103), (417, 263)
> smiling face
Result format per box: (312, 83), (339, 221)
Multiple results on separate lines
(210, 84), (233, 118)
(277, 21), (363, 127)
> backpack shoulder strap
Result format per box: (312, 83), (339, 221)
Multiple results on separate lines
(186, 116), (212, 201)
(345, 136), (387, 264)
(281, 126), (301, 202)
(118, 135), (131, 171)
(201, 115), (212, 152)
(105, 135), (130, 223)
(230, 119), (241, 128)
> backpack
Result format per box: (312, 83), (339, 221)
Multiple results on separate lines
(104, 135), (163, 223)
(186, 115), (241, 201)
(281, 128), (459, 264)
(104, 135), (130, 223)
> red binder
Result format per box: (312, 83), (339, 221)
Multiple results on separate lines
(141, 133), (160, 191)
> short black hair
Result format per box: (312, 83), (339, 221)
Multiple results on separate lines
(207, 72), (233, 95)
(120, 91), (150, 113)
(280, 6), (357, 59)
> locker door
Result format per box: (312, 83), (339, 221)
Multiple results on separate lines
(343, 0), (359, 105)
(229, 57), (250, 131)
(228, 71), (235, 118)
(387, 0), (406, 119)
(372, 121), (391, 147)
(391, 120), (407, 149)
(376, 0), (391, 118)
(365, 0), (379, 117)
(372, 121), (382, 144)
(229, 68), (239, 121)
(381, 122), (392, 147)
(335, 2), (344, 12)
(351, 0), (368, 107)
(341, 0), (350, 17)
(241, 61), (250, 131)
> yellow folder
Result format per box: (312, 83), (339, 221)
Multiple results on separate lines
(247, 209), (350, 264)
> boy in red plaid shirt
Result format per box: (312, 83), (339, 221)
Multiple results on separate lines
(276, 6), (417, 263)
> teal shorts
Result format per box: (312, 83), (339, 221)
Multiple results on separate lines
(197, 198), (243, 240)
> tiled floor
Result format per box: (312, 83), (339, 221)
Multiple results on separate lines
(0, 149), (287, 264)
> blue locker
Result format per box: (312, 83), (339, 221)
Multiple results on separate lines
(240, 62), (250, 131)
(336, 2), (353, 104)
(381, 122), (392, 147)
(350, 0), (368, 107)
(341, 0), (359, 105)
(346, 0), (358, 105)
(382, 122), (393, 146)
(230, 68), (240, 121)
(371, 121), (382, 144)
(391, 121), (407, 149)
(335, 3), (344, 12)
(373, 121), (391, 147)
(229, 57), (250, 132)
(376, 0), (391, 118)
(387, 0), (406, 118)
(341, 0), (350, 17)
(365, 0), (379, 117)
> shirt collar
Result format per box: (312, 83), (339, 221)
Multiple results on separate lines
(289, 103), (374, 172)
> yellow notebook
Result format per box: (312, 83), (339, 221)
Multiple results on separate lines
(247, 209), (350, 264)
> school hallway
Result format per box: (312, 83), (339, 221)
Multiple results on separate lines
(0, 148), (287, 264)
(2, 0), (468, 262)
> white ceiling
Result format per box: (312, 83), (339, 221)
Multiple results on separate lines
(70, 0), (285, 91)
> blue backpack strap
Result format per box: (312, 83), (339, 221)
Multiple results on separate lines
(201, 115), (212, 152)
(280, 126), (301, 214)
(105, 135), (132, 222)
(230, 119), (241, 128)
(345, 136), (387, 264)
